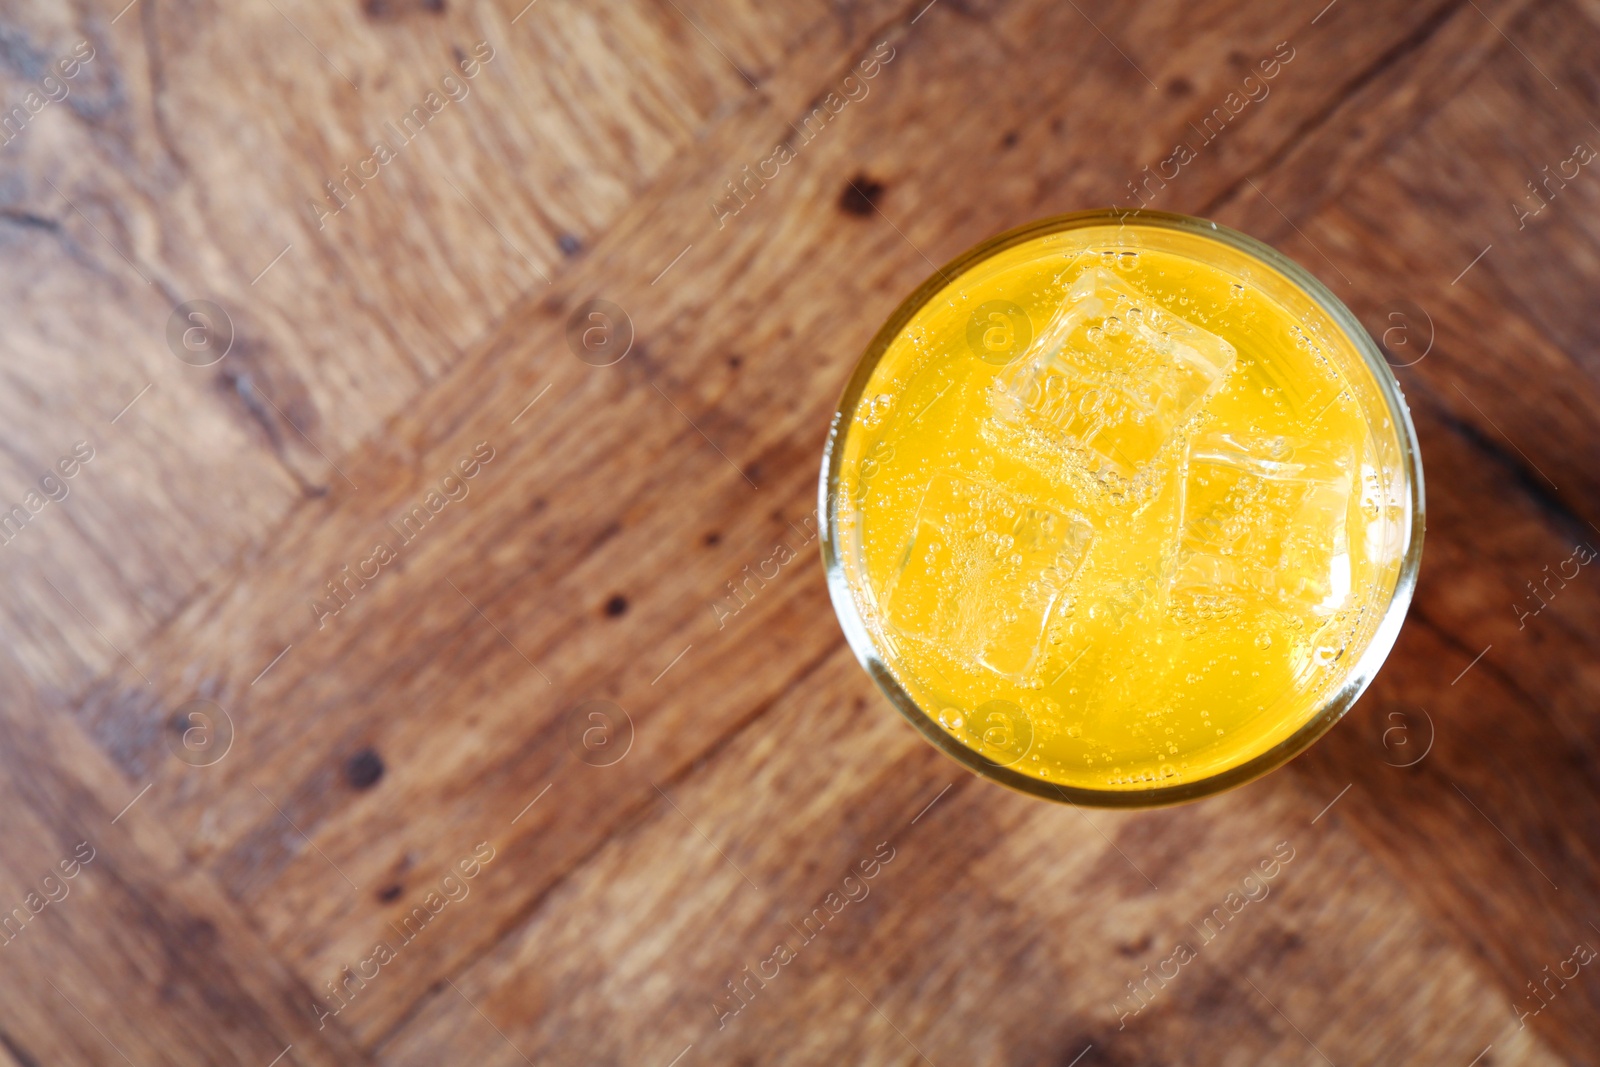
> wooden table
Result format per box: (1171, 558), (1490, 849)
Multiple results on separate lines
(1, 0), (1596, 1063)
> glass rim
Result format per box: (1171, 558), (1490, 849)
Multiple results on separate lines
(818, 208), (1426, 809)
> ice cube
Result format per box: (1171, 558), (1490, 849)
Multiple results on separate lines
(993, 268), (1237, 480)
(1173, 431), (1353, 618)
(883, 470), (1094, 684)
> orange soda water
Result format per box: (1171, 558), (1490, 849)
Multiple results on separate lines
(824, 214), (1419, 802)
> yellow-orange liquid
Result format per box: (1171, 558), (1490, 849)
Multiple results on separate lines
(833, 224), (1405, 793)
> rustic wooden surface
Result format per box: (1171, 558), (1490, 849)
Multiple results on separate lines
(1, 0), (1598, 1063)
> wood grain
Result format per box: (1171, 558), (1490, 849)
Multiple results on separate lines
(2, 0), (1598, 1062)
(0, 669), (371, 1067)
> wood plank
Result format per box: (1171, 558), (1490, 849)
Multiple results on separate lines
(382, 646), (1566, 1066)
